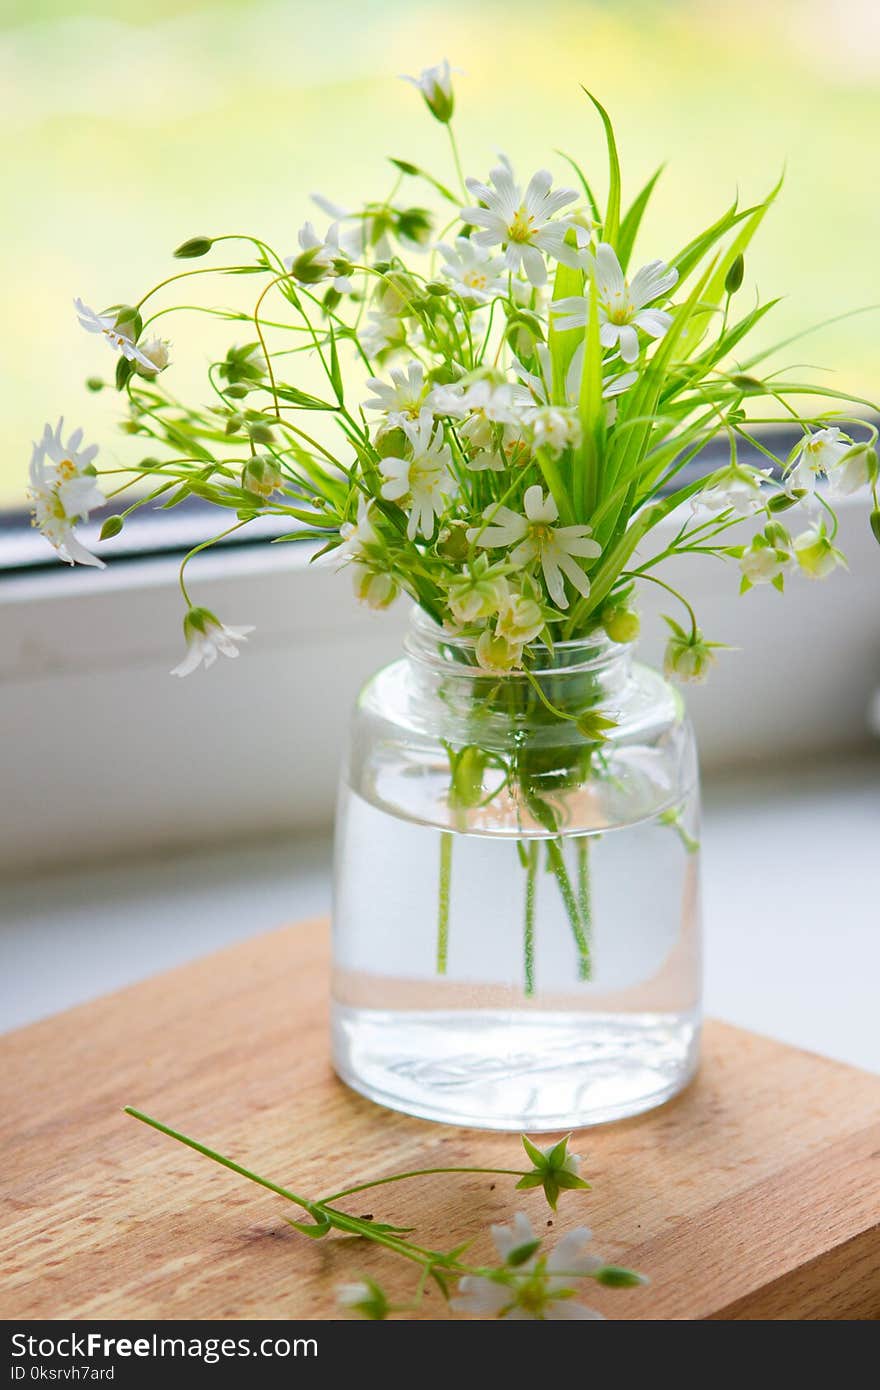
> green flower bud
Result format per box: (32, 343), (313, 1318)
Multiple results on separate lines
(870, 509), (880, 545)
(99, 515), (124, 540)
(174, 236), (214, 259)
(425, 280), (452, 297)
(767, 489), (803, 512)
(86, 376), (105, 393)
(245, 418), (275, 445)
(594, 1266), (649, 1288)
(724, 253), (745, 295)
(115, 356), (134, 392)
(601, 604), (640, 644)
(437, 521), (471, 563)
(728, 373), (764, 395)
(389, 157), (420, 176)
(225, 383), (249, 399)
(396, 206), (433, 246)
(403, 61), (455, 123)
(290, 247), (330, 285)
(241, 455), (283, 499)
(376, 426), (407, 459)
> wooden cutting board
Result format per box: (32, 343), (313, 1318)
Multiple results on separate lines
(1, 919), (878, 1320)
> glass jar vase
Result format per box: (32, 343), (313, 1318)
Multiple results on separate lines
(332, 608), (702, 1130)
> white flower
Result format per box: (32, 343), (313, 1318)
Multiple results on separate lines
(494, 587), (545, 646)
(364, 361), (430, 427)
(352, 565), (398, 610)
(693, 465), (772, 517)
(337, 1281), (372, 1308)
(28, 419), (105, 568)
(446, 559), (507, 625)
(516, 341), (637, 413)
(787, 427), (851, 495)
(525, 405), (582, 456)
(828, 443), (875, 498)
(285, 221), (354, 293)
(462, 162), (581, 287)
(439, 238), (508, 303)
(135, 337), (171, 375)
(360, 309), (404, 357)
(453, 380), (522, 470)
(739, 535), (791, 586)
(470, 484), (601, 608)
(451, 1215), (604, 1321)
(171, 607), (255, 677)
(553, 243), (678, 363)
(74, 298), (159, 372)
(793, 526), (846, 580)
(337, 496), (381, 564)
(400, 59), (456, 122)
(380, 412), (453, 540)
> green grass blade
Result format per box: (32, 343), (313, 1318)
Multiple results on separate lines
(582, 89), (621, 248)
(555, 149), (600, 224)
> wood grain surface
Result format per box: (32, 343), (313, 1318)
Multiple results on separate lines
(1, 919), (879, 1321)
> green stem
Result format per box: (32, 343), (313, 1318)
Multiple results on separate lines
(524, 840), (538, 997)
(320, 1165), (525, 1205)
(546, 840), (591, 981)
(576, 837), (593, 970)
(125, 1108), (314, 1212)
(437, 831), (453, 974)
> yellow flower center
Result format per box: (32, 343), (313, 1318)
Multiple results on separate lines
(529, 522), (553, 547)
(508, 205), (536, 243)
(464, 270), (488, 290)
(56, 458), (77, 480)
(606, 287), (633, 326)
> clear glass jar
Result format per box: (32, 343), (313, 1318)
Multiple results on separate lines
(332, 608), (702, 1130)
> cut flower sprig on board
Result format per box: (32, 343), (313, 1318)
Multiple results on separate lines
(126, 1108), (644, 1320)
(31, 68), (878, 687)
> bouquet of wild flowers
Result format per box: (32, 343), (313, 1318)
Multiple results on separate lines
(31, 61), (877, 685)
(29, 63), (879, 986)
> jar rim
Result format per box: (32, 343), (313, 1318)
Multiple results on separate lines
(405, 605), (632, 676)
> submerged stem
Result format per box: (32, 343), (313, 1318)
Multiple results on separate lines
(546, 839), (592, 980)
(576, 836), (594, 971)
(437, 831), (453, 974)
(523, 840), (538, 997)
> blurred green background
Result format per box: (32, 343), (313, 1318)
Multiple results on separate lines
(3, 0), (878, 504)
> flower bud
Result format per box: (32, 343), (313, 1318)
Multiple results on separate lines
(663, 620), (723, 684)
(437, 521), (471, 563)
(396, 207), (433, 247)
(241, 455), (283, 499)
(767, 489), (802, 512)
(601, 604), (640, 644)
(290, 247), (330, 285)
(475, 630), (522, 675)
(403, 61), (455, 123)
(594, 1266), (649, 1288)
(352, 565), (398, 610)
(174, 236), (214, 259)
(724, 253), (745, 295)
(871, 509), (880, 545)
(86, 376), (105, 392)
(99, 515), (124, 540)
(793, 527), (846, 579)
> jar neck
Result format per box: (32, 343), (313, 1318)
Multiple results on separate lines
(404, 608), (633, 711)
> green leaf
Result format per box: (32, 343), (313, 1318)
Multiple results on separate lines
(617, 164), (664, 272)
(388, 157), (458, 203)
(327, 323), (344, 404)
(285, 1217), (331, 1239)
(576, 268), (606, 516)
(555, 150), (600, 224)
(546, 1135), (572, 1168)
(582, 89), (621, 246)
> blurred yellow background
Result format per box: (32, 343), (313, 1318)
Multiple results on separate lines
(3, 0), (878, 504)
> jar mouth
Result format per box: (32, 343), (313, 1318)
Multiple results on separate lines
(405, 605), (632, 676)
